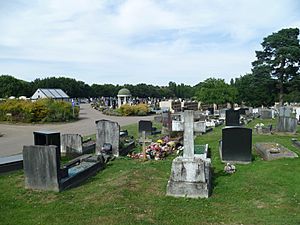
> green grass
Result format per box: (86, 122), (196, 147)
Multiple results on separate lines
(1, 119), (300, 225)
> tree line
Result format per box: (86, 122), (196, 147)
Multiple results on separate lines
(1, 28), (300, 107)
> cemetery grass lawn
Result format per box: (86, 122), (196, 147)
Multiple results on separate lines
(1, 119), (300, 225)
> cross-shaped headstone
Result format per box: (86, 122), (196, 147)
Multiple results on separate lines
(172, 110), (206, 158)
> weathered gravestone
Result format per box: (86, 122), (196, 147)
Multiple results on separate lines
(219, 127), (252, 163)
(138, 120), (153, 136)
(277, 107), (297, 133)
(166, 110), (212, 198)
(61, 134), (96, 157)
(23, 145), (104, 192)
(95, 119), (120, 157)
(225, 109), (240, 126)
(23, 145), (61, 191)
(260, 109), (273, 119)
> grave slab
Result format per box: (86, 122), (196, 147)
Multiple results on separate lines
(255, 142), (298, 160)
(0, 154), (23, 174)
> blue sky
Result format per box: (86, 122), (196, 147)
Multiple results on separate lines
(0, 0), (299, 86)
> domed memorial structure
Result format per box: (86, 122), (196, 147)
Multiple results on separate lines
(117, 88), (131, 108)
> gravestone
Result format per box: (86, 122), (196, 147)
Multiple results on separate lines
(225, 109), (240, 126)
(260, 109), (272, 119)
(61, 134), (95, 157)
(138, 120), (153, 136)
(207, 107), (214, 115)
(277, 107), (297, 133)
(95, 120), (120, 157)
(219, 127), (252, 163)
(161, 111), (172, 134)
(239, 108), (248, 115)
(33, 131), (61, 160)
(34, 131), (60, 149)
(166, 110), (212, 198)
(23, 145), (61, 191)
(23, 145), (104, 192)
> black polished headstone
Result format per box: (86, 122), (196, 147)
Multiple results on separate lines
(225, 109), (240, 126)
(239, 108), (248, 115)
(207, 107), (214, 115)
(34, 131), (61, 159)
(138, 120), (153, 136)
(220, 127), (252, 163)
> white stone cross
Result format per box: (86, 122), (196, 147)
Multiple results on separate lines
(172, 110), (206, 158)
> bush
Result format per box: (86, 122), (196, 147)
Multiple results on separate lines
(119, 104), (149, 116)
(0, 99), (79, 123)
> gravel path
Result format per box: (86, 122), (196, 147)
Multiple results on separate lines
(0, 104), (155, 157)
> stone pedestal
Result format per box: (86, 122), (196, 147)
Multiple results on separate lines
(166, 156), (211, 198)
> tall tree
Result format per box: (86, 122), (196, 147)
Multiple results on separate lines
(252, 28), (300, 105)
(234, 72), (276, 107)
(195, 78), (237, 107)
(0, 75), (31, 98)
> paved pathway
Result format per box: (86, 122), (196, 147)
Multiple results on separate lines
(0, 104), (155, 157)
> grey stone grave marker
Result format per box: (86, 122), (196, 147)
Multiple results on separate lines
(96, 120), (120, 157)
(166, 110), (211, 198)
(23, 145), (104, 192)
(260, 109), (272, 119)
(219, 127), (252, 163)
(61, 134), (95, 157)
(277, 107), (297, 133)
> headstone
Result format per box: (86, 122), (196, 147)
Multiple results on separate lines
(207, 107), (214, 115)
(219, 109), (227, 119)
(239, 108), (248, 115)
(277, 107), (297, 133)
(166, 110), (212, 198)
(95, 120), (120, 157)
(219, 127), (252, 163)
(61, 134), (95, 157)
(33, 131), (60, 149)
(23, 145), (104, 192)
(138, 120), (153, 136)
(214, 110), (220, 117)
(225, 109), (240, 126)
(260, 109), (272, 119)
(23, 145), (61, 191)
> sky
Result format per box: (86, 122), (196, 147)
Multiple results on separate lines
(0, 0), (300, 86)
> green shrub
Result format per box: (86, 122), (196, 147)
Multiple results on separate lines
(119, 104), (149, 116)
(0, 99), (79, 123)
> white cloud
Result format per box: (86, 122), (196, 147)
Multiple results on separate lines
(0, 0), (299, 85)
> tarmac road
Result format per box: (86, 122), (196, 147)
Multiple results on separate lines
(0, 104), (155, 157)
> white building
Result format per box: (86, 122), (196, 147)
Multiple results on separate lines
(31, 88), (69, 100)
